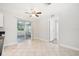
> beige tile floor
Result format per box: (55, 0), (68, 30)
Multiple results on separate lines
(2, 39), (79, 56)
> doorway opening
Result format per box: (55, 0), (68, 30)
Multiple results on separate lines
(17, 19), (32, 42)
(49, 15), (59, 44)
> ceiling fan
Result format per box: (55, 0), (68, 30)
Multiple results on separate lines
(25, 8), (42, 17)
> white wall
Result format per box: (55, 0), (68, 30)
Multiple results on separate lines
(4, 13), (17, 46)
(0, 12), (3, 27)
(38, 16), (49, 41)
(38, 3), (79, 50)
(58, 4), (79, 49)
(0, 12), (4, 31)
(32, 19), (39, 40)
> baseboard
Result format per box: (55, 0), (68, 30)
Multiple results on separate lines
(60, 43), (79, 51)
(4, 42), (17, 47)
(39, 38), (49, 42)
(33, 37), (39, 40)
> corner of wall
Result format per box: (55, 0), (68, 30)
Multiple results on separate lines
(60, 43), (79, 51)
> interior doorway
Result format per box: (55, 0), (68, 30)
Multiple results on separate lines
(17, 19), (32, 42)
(49, 15), (59, 44)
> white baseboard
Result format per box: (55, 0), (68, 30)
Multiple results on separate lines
(60, 43), (79, 51)
(33, 37), (39, 40)
(39, 38), (49, 42)
(4, 42), (17, 47)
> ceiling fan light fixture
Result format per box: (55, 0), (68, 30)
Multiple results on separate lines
(37, 12), (42, 14)
(44, 3), (52, 5)
(35, 14), (39, 17)
(25, 8), (42, 17)
(32, 14), (35, 16)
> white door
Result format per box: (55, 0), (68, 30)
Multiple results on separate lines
(49, 15), (58, 42)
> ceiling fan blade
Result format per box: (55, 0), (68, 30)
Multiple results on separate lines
(25, 12), (32, 14)
(35, 14), (39, 17)
(29, 15), (32, 17)
(36, 12), (42, 14)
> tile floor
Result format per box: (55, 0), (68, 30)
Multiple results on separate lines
(2, 39), (79, 56)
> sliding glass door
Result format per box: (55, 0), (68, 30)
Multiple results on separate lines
(17, 19), (32, 42)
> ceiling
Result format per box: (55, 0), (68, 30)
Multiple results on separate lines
(0, 3), (72, 19)
(0, 3), (54, 18)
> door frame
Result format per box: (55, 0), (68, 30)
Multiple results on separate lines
(17, 18), (32, 42)
(49, 15), (59, 44)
